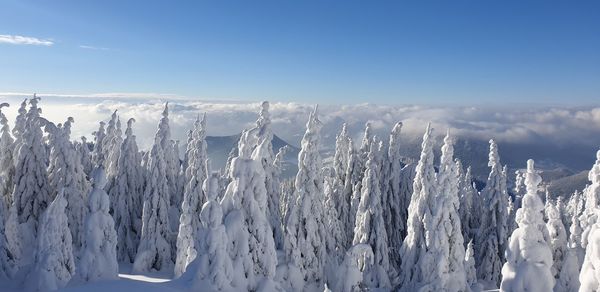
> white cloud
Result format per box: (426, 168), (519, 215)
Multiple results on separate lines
(0, 34), (53, 46)
(0, 94), (598, 162)
(79, 45), (111, 51)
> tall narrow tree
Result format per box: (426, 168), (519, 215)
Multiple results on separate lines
(175, 114), (208, 277)
(284, 106), (327, 290)
(475, 139), (509, 286)
(112, 118), (144, 263)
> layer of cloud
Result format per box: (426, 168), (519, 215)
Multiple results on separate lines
(0, 94), (598, 172)
(0, 34), (53, 46)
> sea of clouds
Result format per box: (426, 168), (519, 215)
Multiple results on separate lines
(1, 93), (599, 172)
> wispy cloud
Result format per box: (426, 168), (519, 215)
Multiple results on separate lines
(0, 34), (53, 46)
(79, 45), (111, 51)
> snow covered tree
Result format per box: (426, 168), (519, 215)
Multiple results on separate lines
(475, 139), (509, 286)
(133, 131), (173, 272)
(500, 159), (554, 292)
(45, 117), (91, 251)
(557, 245), (581, 291)
(250, 102), (284, 250)
(0, 184), (17, 279)
(75, 136), (93, 177)
(465, 240), (479, 291)
(398, 124), (442, 291)
(78, 168), (118, 282)
(11, 99), (27, 159)
(175, 114), (208, 278)
(458, 163), (480, 244)
(11, 96), (52, 262)
(352, 142), (392, 289)
(180, 168), (234, 291)
(27, 190), (76, 291)
(546, 201), (568, 280)
(156, 103), (182, 234)
(91, 121), (106, 169)
(100, 110), (119, 170)
(284, 106), (327, 290)
(0, 103), (15, 210)
(580, 150), (600, 292)
(331, 123), (352, 250)
(105, 116), (123, 211)
(334, 244), (374, 292)
(384, 122), (409, 270)
(582, 150), (600, 249)
(433, 131), (468, 292)
(323, 167), (345, 269)
(220, 128), (277, 290)
(112, 118), (144, 263)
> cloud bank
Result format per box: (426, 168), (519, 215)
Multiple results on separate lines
(0, 93), (598, 171)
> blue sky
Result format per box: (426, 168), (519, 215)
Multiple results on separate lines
(0, 0), (598, 104)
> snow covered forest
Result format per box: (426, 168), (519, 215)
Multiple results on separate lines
(1, 96), (600, 292)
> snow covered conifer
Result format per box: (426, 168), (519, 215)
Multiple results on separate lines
(175, 114), (208, 277)
(75, 137), (93, 177)
(12, 96), (52, 256)
(0, 103), (15, 210)
(434, 131), (468, 291)
(46, 117), (91, 251)
(500, 159), (554, 292)
(112, 118), (144, 263)
(220, 128), (277, 290)
(284, 106), (327, 289)
(384, 122), (409, 269)
(352, 142), (392, 289)
(458, 163), (480, 243)
(323, 167), (345, 268)
(28, 190), (76, 291)
(91, 121), (106, 169)
(133, 130), (173, 272)
(182, 167), (234, 291)
(11, 99), (27, 159)
(331, 123), (352, 250)
(78, 168), (118, 282)
(398, 124), (442, 291)
(334, 244), (375, 292)
(582, 150), (600, 249)
(475, 139), (509, 286)
(250, 101), (284, 250)
(546, 201), (568, 280)
(465, 240), (478, 290)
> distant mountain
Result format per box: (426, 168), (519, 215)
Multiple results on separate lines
(206, 133), (300, 177)
(547, 170), (589, 198)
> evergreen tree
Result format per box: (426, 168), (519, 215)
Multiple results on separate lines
(175, 114), (208, 277)
(75, 136), (93, 177)
(0, 103), (15, 210)
(91, 121), (106, 169)
(11, 96), (52, 261)
(546, 201), (568, 280)
(27, 190), (76, 291)
(112, 118), (144, 263)
(250, 102), (284, 250)
(78, 168), (119, 282)
(434, 132), (467, 291)
(45, 117), (91, 251)
(331, 123), (352, 250)
(284, 106), (327, 289)
(11, 99), (27, 160)
(475, 139), (509, 286)
(220, 129), (277, 290)
(133, 130), (173, 272)
(500, 159), (554, 292)
(352, 142), (393, 289)
(384, 122), (408, 270)
(398, 124), (441, 291)
(464, 240), (479, 290)
(181, 168), (234, 291)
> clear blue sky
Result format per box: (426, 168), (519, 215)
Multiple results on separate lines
(1, 0), (598, 104)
